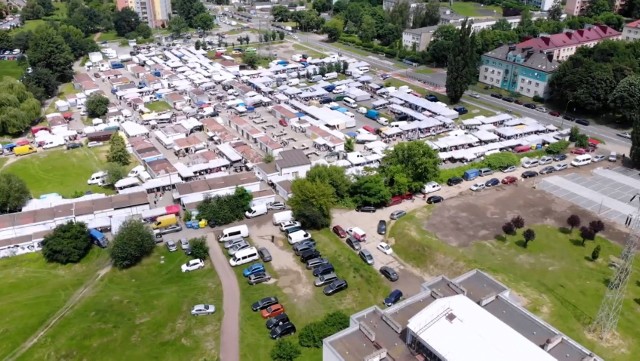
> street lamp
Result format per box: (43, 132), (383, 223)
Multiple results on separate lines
(561, 99), (574, 129)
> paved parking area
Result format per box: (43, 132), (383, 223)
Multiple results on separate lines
(538, 166), (640, 225)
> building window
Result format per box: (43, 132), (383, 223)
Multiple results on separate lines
(535, 82), (539, 87)
(519, 86), (523, 91)
(483, 76), (488, 80)
(521, 78), (524, 83)
(526, 89), (530, 93)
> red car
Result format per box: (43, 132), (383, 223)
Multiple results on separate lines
(549, 111), (561, 117)
(571, 148), (587, 155)
(278, 118), (288, 127)
(501, 176), (517, 185)
(332, 225), (347, 238)
(261, 304), (285, 319)
(400, 193), (414, 200)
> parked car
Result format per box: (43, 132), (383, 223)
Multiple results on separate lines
(380, 266), (399, 282)
(571, 148), (587, 155)
(228, 242), (250, 256)
(284, 226), (303, 235)
(468, 92), (480, 98)
(539, 166), (555, 174)
(470, 183), (485, 191)
(66, 142), (82, 150)
(346, 236), (361, 251)
(266, 313), (289, 329)
(293, 241), (317, 256)
(180, 238), (190, 250)
(503, 97), (515, 103)
(270, 322), (297, 339)
(248, 272), (271, 285)
(536, 107), (548, 112)
(377, 220), (387, 235)
(522, 170), (539, 178)
(258, 247), (272, 262)
(154, 224), (182, 237)
(593, 154), (606, 162)
(166, 240), (178, 252)
(261, 304), (285, 319)
(447, 177), (463, 186)
(523, 103), (537, 109)
(278, 119), (288, 127)
(332, 225), (347, 238)
(575, 118), (590, 126)
(313, 263), (335, 277)
(306, 257), (329, 270)
(314, 272), (338, 287)
(252, 297), (279, 311)
(243, 263), (265, 277)
(384, 289), (403, 307)
(377, 242), (393, 255)
(426, 195), (444, 204)
(181, 259), (205, 272)
(390, 210), (406, 220)
(553, 154), (567, 161)
(617, 132), (632, 139)
(549, 111), (561, 117)
(300, 249), (322, 263)
(425, 94), (439, 102)
(490, 93), (503, 99)
(554, 163), (568, 171)
(356, 205), (376, 213)
(191, 304), (216, 316)
(359, 249), (374, 265)
(279, 221), (301, 232)
(501, 165), (516, 173)
(563, 114), (575, 121)
(224, 238), (246, 249)
(514, 99), (523, 105)
(501, 176), (517, 185)
(323, 279), (348, 295)
(539, 156), (553, 165)
(267, 201), (286, 210)
(485, 178), (500, 187)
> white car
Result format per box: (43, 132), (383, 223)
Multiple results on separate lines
(554, 163), (568, 171)
(377, 242), (393, 255)
(468, 92), (480, 98)
(181, 259), (205, 272)
(470, 183), (485, 192)
(87, 141), (103, 148)
(617, 132), (631, 139)
(279, 221), (301, 232)
(180, 238), (190, 250)
(191, 304), (216, 316)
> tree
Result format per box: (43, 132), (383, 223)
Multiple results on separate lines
(298, 311), (348, 348)
(0, 78), (41, 135)
(289, 179), (335, 229)
(586, 0), (610, 17)
(271, 339), (301, 361)
(169, 16), (189, 37)
(305, 165), (352, 202)
(21, 0), (45, 20)
(344, 137), (354, 152)
(174, 0), (207, 27)
(106, 134), (131, 166)
(358, 15), (376, 43)
(483, 152), (519, 170)
(609, 75), (640, 166)
(0, 173), (30, 213)
(58, 24), (98, 59)
(113, 7), (140, 37)
(380, 141), (440, 193)
(195, 40), (201, 50)
(278, 31), (285, 41)
(197, 187), (253, 226)
(312, 0), (332, 13)
(522, 228), (535, 248)
(271, 5), (290, 22)
(243, 52), (260, 69)
(569, 126), (580, 142)
(135, 23), (152, 39)
(68, 6), (104, 35)
(86, 93), (110, 118)
(105, 162), (127, 185)
(445, 18), (477, 104)
(545, 140), (570, 155)
(575, 134), (589, 148)
(190, 237), (209, 260)
(589, 219), (605, 234)
(27, 24), (74, 82)
(567, 214), (581, 231)
(591, 244), (601, 261)
(41, 221), (92, 264)
(192, 12), (215, 31)
(511, 215), (525, 229)
(110, 219), (156, 269)
(579, 226), (595, 246)
(22, 67), (59, 101)
(270, 30), (277, 42)
(350, 174), (391, 207)
(502, 222), (516, 235)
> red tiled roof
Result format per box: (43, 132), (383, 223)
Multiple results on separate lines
(626, 19), (640, 28)
(518, 25), (620, 51)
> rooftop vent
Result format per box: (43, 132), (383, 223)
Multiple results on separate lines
(445, 313), (457, 323)
(543, 335), (563, 351)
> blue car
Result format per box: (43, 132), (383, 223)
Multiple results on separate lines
(384, 289), (403, 307)
(243, 263), (265, 277)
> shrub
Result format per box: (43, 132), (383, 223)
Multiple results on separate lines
(190, 237), (209, 260)
(523, 228), (535, 248)
(567, 214), (581, 230)
(511, 215), (525, 229)
(502, 222), (516, 235)
(591, 245), (601, 261)
(42, 221), (92, 264)
(110, 219), (156, 269)
(271, 339), (301, 361)
(299, 311), (349, 348)
(579, 226), (595, 246)
(589, 219), (605, 234)
(546, 140), (570, 154)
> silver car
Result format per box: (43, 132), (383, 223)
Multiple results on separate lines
(539, 156), (553, 165)
(180, 238), (190, 250)
(228, 241), (250, 256)
(390, 210), (406, 220)
(248, 272), (271, 285)
(191, 304), (216, 316)
(593, 155), (606, 162)
(224, 238), (246, 249)
(314, 272), (338, 287)
(554, 163), (568, 171)
(359, 249), (374, 265)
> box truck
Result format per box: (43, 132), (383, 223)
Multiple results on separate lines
(152, 214), (178, 229)
(14, 145), (36, 156)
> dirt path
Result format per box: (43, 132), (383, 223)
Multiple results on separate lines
(5, 264), (112, 361)
(206, 233), (239, 361)
(93, 32), (102, 41)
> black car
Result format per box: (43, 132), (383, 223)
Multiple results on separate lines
(284, 226), (303, 235)
(539, 166), (555, 175)
(426, 195), (444, 204)
(425, 94), (439, 102)
(319, 97), (332, 104)
(447, 177), (463, 186)
(377, 220), (387, 235)
(502, 97), (515, 103)
(523, 103), (537, 109)
(346, 236), (361, 251)
(356, 205), (376, 213)
(300, 249), (322, 263)
(258, 247), (272, 262)
(553, 154), (567, 161)
(380, 266), (399, 282)
(575, 118), (590, 126)
(563, 114), (575, 121)
(490, 93), (503, 99)
(453, 106), (468, 115)
(251, 296), (279, 312)
(324, 279), (348, 295)
(306, 257), (329, 269)
(313, 263), (334, 277)
(270, 322), (297, 339)
(266, 313), (290, 330)
(521, 170), (539, 179)
(66, 142), (83, 150)
(485, 178), (500, 187)
(293, 239), (316, 255)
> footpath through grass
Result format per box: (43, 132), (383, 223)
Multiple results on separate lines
(0, 249), (109, 359)
(390, 207), (640, 361)
(2, 147), (116, 197)
(235, 229), (391, 361)
(20, 248), (223, 361)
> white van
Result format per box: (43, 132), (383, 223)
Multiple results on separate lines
(245, 204), (268, 218)
(358, 66), (370, 73)
(571, 154), (592, 167)
(218, 224), (250, 242)
(343, 97), (357, 108)
(229, 247), (259, 266)
(272, 210), (293, 225)
(389, 121), (407, 129)
(87, 171), (108, 185)
(287, 230), (311, 244)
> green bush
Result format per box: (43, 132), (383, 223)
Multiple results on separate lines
(546, 140), (570, 154)
(298, 311), (349, 348)
(190, 237), (209, 260)
(483, 152), (519, 170)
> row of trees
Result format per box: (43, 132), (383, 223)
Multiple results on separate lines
(196, 187), (253, 226)
(0, 77), (41, 135)
(270, 6), (325, 32)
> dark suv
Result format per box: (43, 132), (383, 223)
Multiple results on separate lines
(313, 263), (334, 277)
(356, 205), (376, 213)
(266, 313), (290, 329)
(447, 177), (463, 186)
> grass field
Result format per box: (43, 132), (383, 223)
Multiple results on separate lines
(2, 147), (117, 197)
(0, 61), (26, 79)
(235, 229), (391, 361)
(414, 68), (434, 74)
(147, 101), (172, 112)
(445, 2), (502, 17)
(390, 207), (640, 361)
(96, 31), (122, 42)
(0, 249), (110, 359)
(292, 43), (326, 59)
(19, 248), (223, 361)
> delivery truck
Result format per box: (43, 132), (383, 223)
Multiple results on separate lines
(152, 214), (178, 230)
(14, 145), (36, 156)
(365, 109), (379, 120)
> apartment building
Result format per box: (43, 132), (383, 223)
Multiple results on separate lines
(622, 19), (640, 41)
(116, 0), (171, 28)
(565, 0), (627, 15)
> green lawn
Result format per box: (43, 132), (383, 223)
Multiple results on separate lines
(390, 207), (640, 361)
(235, 229), (391, 361)
(20, 248), (223, 361)
(445, 2), (502, 17)
(0, 61), (26, 79)
(2, 147), (116, 197)
(414, 68), (434, 74)
(96, 31), (122, 42)
(146, 101), (172, 112)
(0, 250), (110, 359)
(292, 43), (326, 59)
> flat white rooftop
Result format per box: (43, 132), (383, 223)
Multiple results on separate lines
(407, 294), (557, 361)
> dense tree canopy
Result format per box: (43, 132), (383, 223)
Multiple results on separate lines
(110, 219), (156, 269)
(42, 221), (92, 264)
(380, 140), (440, 193)
(0, 77), (41, 135)
(27, 24), (75, 82)
(106, 134), (131, 166)
(113, 7), (140, 37)
(86, 93), (110, 118)
(446, 18), (477, 104)
(173, 0), (207, 28)
(288, 179), (335, 229)
(0, 173), (30, 213)
(196, 187), (253, 226)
